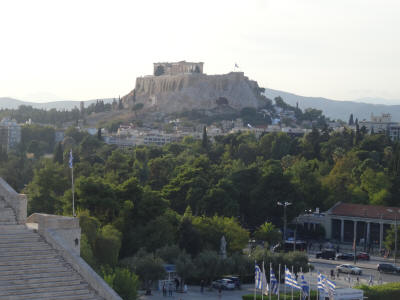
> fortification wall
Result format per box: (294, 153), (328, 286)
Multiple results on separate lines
(123, 72), (266, 113)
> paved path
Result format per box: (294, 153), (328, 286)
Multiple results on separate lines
(138, 285), (254, 300)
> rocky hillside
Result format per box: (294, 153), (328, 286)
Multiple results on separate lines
(122, 72), (269, 114)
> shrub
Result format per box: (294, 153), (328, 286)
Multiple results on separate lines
(358, 282), (400, 300)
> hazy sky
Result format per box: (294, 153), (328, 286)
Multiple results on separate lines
(1, 0), (399, 103)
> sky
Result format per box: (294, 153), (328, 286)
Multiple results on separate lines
(1, 0), (400, 103)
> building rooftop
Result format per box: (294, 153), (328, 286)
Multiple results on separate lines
(330, 202), (400, 221)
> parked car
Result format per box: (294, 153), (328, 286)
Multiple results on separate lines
(336, 253), (355, 261)
(336, 264), (362, 275)
(316, 249), (336, 260)
(223, 276), (241, 289)
(356, 252), (370, 260)
(212, 279), (235, 290)
(377, 263), (399, 274)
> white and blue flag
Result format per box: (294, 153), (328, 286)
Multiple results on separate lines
(318, 273), (336, 294)
(317, 273), (325, 292)
(255, 264), (263, 290)
(325, 278), (336, 293)
(270, 267), (279, 295)
(285, 267), (301, 290)
(300, 275), (309, 299)
(69, 150), (73, 169)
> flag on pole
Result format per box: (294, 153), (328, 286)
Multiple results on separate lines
(255, 264), (263, 290)
(300, 275), (309, 300)
(69, 150), (73, 169)
(284, 267), (301, 290)
(270, 267), (279, 295)
(325, 278), (336, 293)
(262, 263), (268, 295)
(317, 273), (325, 292)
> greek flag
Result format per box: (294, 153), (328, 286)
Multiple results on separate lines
(255, 264), (263, 290)
(300, 275), (309, 299)
(325, 278), (336, 292)
(69, 150), (73, 169)
(285, 267), (301, 290)
(317, 273), (325, 292)
(270, 268), (279, 295)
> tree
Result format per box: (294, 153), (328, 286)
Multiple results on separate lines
(53, 142), (64, 164)
(94, 225), (122, 267)
(103, 268), (139, 300)
(132, 103), (144, 117)
(175, 252), (195, 290)
(348, 114), (354, 125)
(384, 225), (400, 255)
(202, 126), (208, 150)
(254, 222), (282, 246)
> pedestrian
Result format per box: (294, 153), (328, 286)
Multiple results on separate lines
(168, 283), (173, 296)
(319, 244), (322, 251)
(356, 277), (360, 285)
(369, 275), (373, 286)
(162, 283), (166, 297)
(330, 269), (335, 279)
(184, 284), (188, 293)
(336, 269), (339, 278)
(218, 286), (222, 299)
(200, 280), (204, 293)
(336, 245), (340, 253)
(175, 278), (180, 291)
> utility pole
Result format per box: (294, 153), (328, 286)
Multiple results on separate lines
(278, 201), (292, 243)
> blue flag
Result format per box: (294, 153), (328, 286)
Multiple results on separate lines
(69, 150), (73, 169)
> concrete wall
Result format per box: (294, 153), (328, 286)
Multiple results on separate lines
(0, 177), (27, 224)
(27, 213), (122, 300)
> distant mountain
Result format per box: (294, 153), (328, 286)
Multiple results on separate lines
(265, 89), (400, 122)
(0, 98), (114, 110)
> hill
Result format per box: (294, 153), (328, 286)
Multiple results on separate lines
(265, 88), (400, 122)
(0, 98), (113, 110)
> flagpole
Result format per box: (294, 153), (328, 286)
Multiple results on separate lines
(254, 261), (257, 300)
(262, 261), (264, 300)
(269, 263), (272, 300)
(278, 264), (281, 300)
(284, 265), (286, 300)
(308, 270), (311, 300)
(291, 266), (294, 300)
(69, 150), (75, 217)
(316, 272), (319, 300)
(300, 267), (302, 300)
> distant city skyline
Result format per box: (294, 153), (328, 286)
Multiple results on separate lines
(1, 0), (400, 104)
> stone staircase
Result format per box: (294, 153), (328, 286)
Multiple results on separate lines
(0, 199), (103, 299)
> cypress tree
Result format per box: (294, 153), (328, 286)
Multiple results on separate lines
(53, 142), (63, 164)
(202, 126), (208, 149)
(348, 114), (354, 125)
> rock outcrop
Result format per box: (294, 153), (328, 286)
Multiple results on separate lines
(122, 72), (268, 114)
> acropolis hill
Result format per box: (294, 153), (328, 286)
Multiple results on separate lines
(122, 61), (268, 114)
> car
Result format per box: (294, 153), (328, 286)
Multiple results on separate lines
(316, 249), (336, 260)
(223, 276), (241, 289)
(377, 263), (399, 274)
(212, 279), (235, 290)
(356, 252), (370, 260)
(336, 253), (355, 261)
(336, 264), (362, 275)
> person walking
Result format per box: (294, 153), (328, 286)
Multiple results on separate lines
(218, 286), (222, 299)
(168, 283), (173, 296)
(200, 280), (204, 293)
(162, 283), (166, 297)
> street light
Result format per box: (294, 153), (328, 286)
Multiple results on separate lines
(278, 201), (292, 242)
(386, 209), (400, 265)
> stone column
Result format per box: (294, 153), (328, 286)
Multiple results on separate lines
(380, 222), (384, 252)
(340, 219), (344, 243)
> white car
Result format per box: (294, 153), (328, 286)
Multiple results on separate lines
(336, 264), (362, 275)
(212, 279), (235, 290)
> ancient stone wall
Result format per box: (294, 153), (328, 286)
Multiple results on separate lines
(0, 177), (27, 224)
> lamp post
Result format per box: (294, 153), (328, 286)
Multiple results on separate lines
(387, 209), (400, 265)
(278, 201), (292, 242)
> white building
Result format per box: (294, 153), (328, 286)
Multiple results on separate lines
(0, 118), (21, 151)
